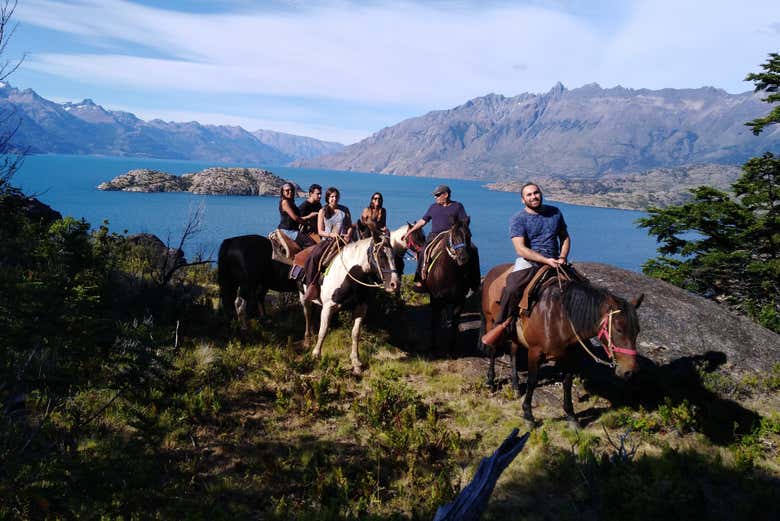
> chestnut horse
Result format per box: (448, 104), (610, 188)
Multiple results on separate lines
(422, 219), (481, 352)
(481, 263), (643, 424)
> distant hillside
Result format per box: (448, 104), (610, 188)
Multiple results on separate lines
(488, 163), (744, 210)
(252, 129), (343, 161)
(299, 83), (780, 180)
(0, 83), (343, 164)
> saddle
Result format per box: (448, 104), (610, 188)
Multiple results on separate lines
(290, 238), (343, 281)
(420, 231), (448, 280)
(518, 264), (587, 315)
(269, 229), (301, 265)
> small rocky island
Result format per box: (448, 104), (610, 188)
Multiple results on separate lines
(97, 167), (303, 196)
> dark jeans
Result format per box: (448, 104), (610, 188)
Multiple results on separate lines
(495, 266), (539, 324)
(303, 238), (333, 286)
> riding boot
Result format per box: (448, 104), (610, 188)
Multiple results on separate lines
(481, 317), (513, 348)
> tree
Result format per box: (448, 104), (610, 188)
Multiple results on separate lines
(639, 53), (780, 332)
(0, 0), (25, 193)
(745, 52), (780, 135)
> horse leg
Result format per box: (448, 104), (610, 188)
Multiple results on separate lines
(523, 349), (542, 423)
(257, 287), (268, 318)
(234, 294), (248, 332)
(312, 302), (335, 358)
(559, 357), (579, 426)
(349, 302), (368, 375)
(510, 342), (521, 394)
(429, 300), (439, 353)
(487, 351), (497, 390)
(301, 294), (313, 344)
(562, 371), (579, 426)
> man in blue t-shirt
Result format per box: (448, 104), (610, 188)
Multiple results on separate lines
(482, 182), (571, 348)
(405, 184), (470, 290)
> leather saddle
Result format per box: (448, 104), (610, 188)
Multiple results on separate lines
(269, 229), (301, 265)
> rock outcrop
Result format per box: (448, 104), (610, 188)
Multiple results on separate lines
(98, 167), (304, 196)
(577, 262), (780, 375)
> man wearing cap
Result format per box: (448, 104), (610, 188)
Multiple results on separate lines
(481, 182), (570, 348)
(405, 184), (470, 290)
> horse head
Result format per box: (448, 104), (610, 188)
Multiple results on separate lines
(600, 293), (643, 380)
(389, 222), (425, 257)
(370, 234), (400, 293)
(445, 219), (472, 267)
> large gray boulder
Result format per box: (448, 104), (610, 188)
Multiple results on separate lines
(577, 262), (780, 375)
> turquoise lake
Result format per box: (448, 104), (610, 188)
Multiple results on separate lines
(13, 154), (660, 274)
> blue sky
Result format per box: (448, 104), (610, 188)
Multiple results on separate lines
(6, 0), (780, 144)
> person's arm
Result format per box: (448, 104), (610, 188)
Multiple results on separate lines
(558, 232), (571, 263)
(378, 208), (387, 230)
(512, 236), (563, 268)
(360, 207), (371, 223)
(405, 218), (427, 238)
(281, 199), (304, 224)
(317, 209), (329, 237)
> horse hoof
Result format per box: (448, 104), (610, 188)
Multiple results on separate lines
(311, 348), (321, 358)
(352, 364), (363, 376)
(565, 416), (581, 430)
(523, 416), (537, 429)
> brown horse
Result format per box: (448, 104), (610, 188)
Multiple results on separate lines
(423, 219), (481, 352)
(481, 263), (643, 424)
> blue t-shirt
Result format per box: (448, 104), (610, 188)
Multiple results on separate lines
(422, 201), (468, 235)
(509, 205), (567, 259)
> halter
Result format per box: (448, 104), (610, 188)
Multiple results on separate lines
(570, 308), (637, 368)
(334, 238), (396, 288)
(445, 228), (467, 260)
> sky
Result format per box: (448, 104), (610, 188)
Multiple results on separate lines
(5, 0), (780, 144)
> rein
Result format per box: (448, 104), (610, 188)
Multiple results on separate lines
(569, 309), (637, 368)
(334, 238), (394, 289)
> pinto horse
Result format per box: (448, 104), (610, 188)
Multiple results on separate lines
(422, 219), (481, 352)
(302, 233), (400, 374)
(217, 235), (298, 330)
(481, 263), (643, 424)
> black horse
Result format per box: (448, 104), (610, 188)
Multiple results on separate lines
(217, 234), (298, 330)
(421, 219), (481, 352)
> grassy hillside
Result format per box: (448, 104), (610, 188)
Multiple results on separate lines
(1, 201), (778, 519)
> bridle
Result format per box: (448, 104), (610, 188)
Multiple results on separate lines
(570, 308), (637, 368)
(444, 226), (468, 260)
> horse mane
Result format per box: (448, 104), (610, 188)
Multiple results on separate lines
(561, 280), (609, 333)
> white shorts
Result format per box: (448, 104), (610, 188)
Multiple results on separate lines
(512, 257), (533, 272)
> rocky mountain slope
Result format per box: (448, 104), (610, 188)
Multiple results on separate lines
(300, 83), (780, 180)
(487, 163), (744, 210)
(252, 129), (343, 161)
(0, 83), (343, 164)
(97, 167), (303, 196)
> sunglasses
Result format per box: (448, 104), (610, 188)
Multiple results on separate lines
(434, 192), (444, 197)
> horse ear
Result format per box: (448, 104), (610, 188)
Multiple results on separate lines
(631, 293), (644, 309)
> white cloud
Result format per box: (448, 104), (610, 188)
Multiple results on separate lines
(18, 0), (601, 104)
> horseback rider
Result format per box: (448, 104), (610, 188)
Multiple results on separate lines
(297, 183), (322, 247)
(277, 183), (305, 242)
(481, 182), (571, 348)
(404, 184), (470, 291)
(360, 192), (388, 236)
(303, 187), (355, 302)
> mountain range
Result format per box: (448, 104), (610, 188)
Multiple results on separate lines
(0, 83), (344, 164)
(297, 83), (780, 180)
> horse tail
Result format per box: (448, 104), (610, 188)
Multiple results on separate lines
(561, 280), (607, 333)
